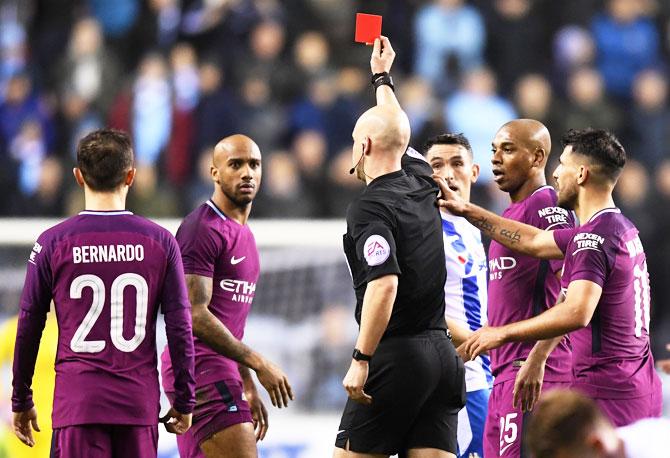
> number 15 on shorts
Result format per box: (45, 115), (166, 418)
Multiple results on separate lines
(499, 413), (518, 455)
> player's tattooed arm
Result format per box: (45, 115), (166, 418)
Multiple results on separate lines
(187, 274), (294, 408)
(187, 274), (254, 364)
(433, 175), (563, 259)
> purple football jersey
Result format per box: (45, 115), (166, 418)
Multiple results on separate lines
(488, 186), (574, 384)
(162, 200), (260, 391)
(553, 208), (661, 399)
(12, 210), (195, 428)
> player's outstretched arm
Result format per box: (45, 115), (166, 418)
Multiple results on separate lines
(239, 364), (268, 441)
(434, 175), (564, 259)
(343, 274), (398, 405)
(186, 274), (294, 408)
(459, 279), (602, 360)
(371, 36), (401, 111)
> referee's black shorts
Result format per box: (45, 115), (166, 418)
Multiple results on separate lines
(335, 329), (466, 455)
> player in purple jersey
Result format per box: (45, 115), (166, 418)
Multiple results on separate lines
(11, 129), (195, 457)
(160, 134), (294, 458)
(464, 119), (575, 457)
(442, 128), (663, 427)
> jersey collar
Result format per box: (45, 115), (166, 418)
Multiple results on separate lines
(587, 207), (620, 223)
(79, 210), (133, 216)
(368, 169), (406, 187)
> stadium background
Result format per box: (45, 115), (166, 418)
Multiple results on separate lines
(0, 0), (669, 456)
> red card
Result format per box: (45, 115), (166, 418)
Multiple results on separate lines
(355, 13), (382, 44)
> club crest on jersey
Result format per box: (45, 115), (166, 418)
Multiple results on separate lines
(363, 235), (390, 266)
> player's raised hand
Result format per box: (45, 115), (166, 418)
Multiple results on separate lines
(160, 407), (192, 435)
(371, 36), (395, 74)
(343, 360), (373, 405)
(12, 407), (40, 447)
(458, 326), (506, 361)
(433, 175), (468, 215)
(513, 358), (545, 412)
(245, 384), (269, 441)
(255, 359), (294, 408)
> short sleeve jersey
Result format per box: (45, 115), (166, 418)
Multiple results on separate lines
(553, 208), (661, 399)
(161, 200), (260, 390)
(18, 210), (189, 428)
(343, 152), (447, 338)
(488, 186), (575, 384)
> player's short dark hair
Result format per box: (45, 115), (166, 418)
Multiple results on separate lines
(423, 133), (473, 157)
(76, 129), (134, 191)
(525, 390), (605, 458)
(561, 128), (626, 182)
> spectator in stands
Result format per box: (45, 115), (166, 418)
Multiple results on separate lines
(238, 75), (286, 153)
(60, 90), (104, 159)
(591, 0), (661, 100)
(57, 17), (121, 119)
(513, 74), (561, 143)
(552, 25), (596, 94)
(626, 69), (670, 170)
(11, 156), (65, 217)
(166, 43), (199, 186)
(9, 119), (47, 199)
(252, 151), (317, 218)
(561, 67), (622, 134)
(194, 59), (238, 154)
(126, 163), (179, 217)
(650, 160), (670, 357)
(0, 8), (28, 97)
(414, 0), (485, 95)
(293, 31), (332, 82)
(483, 0), (547, 95)
(292, 130), (329, 216)
(0, 73), (53, 155)
(324, 146), (364, 217)
(445, 67), (516, 185)
(236, 19), (299, 103)
(397, 76), (442, 149)
(614, 159), (654, 249)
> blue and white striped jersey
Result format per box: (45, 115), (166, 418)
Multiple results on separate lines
(441, 211), (493, 391)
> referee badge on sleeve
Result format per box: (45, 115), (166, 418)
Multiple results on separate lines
(363, 235), (390, 266)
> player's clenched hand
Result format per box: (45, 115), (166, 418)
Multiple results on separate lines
(160, 407), (192, 435)
(245, 386), (269, 441)
(343, 360), (372, 405)
(255, 359), (294, 408)
(458, 326), (506, 361)
(13, 407), (40, 447)
(370, 36), (395, 74)
(513, 358), (545, 412)
(433, 175), (468, 215)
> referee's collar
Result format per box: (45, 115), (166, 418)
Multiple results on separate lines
(368, 169), (406, 187)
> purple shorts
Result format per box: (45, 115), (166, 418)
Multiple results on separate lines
(50, 424), (158, 458)
(167, 379), (253, 458)
(592, 388), (663, 427)
(484, 378), (571, 457)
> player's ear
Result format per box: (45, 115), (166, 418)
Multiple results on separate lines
(211, 165), (219, 183)
(470, 163), (480, 183)
(73, 168), (85, 188)
(533, 147), (547, 168)
(577, 165), (588, 185)
(125, 168), (136, 187)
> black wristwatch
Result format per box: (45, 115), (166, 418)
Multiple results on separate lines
(371, 71), (394, 92)
(352, 348), (372, 362)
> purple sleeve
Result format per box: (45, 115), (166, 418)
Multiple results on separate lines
(12, 236), (52, 412)
(533, 203), (575, 274)
(553, 228), (576, 256)
(160, 236), (190, 313)
(566, 234), (612, 288)
(164, 306), (196, 414)
(177, 223), (220, 277)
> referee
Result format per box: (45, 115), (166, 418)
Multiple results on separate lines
(334, 36), (465, 458)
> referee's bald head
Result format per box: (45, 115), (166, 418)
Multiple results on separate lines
(353, 106), (411, 156)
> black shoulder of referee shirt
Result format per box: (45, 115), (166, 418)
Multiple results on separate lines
(343, 166), (447, 339)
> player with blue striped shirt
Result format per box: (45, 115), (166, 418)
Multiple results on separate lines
(425, 133), (492, 458)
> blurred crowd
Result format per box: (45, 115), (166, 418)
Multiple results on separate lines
(1, 0), (670, 348)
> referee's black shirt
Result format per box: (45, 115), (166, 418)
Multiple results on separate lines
(343, 149), (447, 339)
